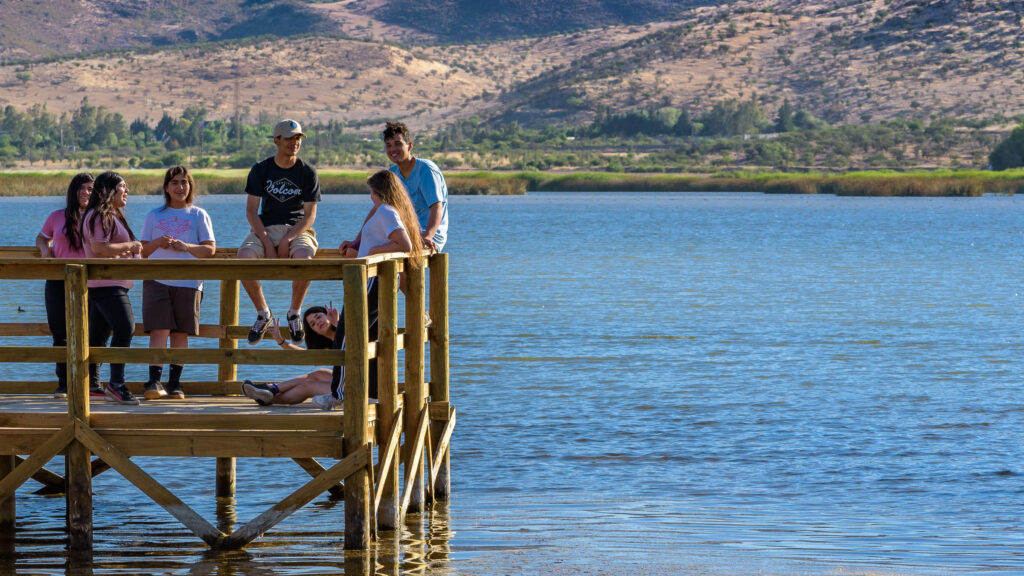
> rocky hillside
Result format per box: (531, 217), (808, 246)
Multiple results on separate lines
(0, 0), (1022, 133)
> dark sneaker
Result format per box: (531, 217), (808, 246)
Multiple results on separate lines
(242, 379), (275, 405)
(53, 385), (68, 399)
(89, 386), (106, 397)
(247, 312), (273, 345)
(104, 382), (140, 405)
(286, 312), (304, 343)
(144, 380), (167, 400)
(165, 382), (185, 400)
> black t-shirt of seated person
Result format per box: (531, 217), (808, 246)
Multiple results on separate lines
(245, 157), (321, 227)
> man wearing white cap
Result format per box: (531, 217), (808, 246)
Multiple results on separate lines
(237, 119), (321, 345)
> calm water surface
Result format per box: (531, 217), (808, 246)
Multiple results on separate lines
(2, 191), (1024, 575)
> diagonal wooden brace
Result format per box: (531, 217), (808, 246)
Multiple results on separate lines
(373, 406), (403, 515)
(292, 458), (345, 498)
(400, 408), (430, 517)
(0, 423), (75, 503)
(220, 444), (370, 550)
(430, 406), (456, 492)
(73, 419), (226, 547)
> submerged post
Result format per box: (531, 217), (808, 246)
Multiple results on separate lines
(216, 279), (240, 498)
(376, 260), (401, 530)
(0, 455), (13, 536)
(343, 264), (371, 549)
(428, 253), (451, 500)
(403, 260), (426, 513)
(65, 264), (92, 550)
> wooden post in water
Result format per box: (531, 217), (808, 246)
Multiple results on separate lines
(428, 253), (451, 500)
(216, 279), (239, 498)
(0, 455), (14, 535)
(376, 260), (401, 530)
(65, 264), (92, 550)
(343, 264), (371, 549)
(403, 260), (426, 514)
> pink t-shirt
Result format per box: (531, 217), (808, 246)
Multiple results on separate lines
(82, 209), (138, 289)
(39, 209), (87, 259)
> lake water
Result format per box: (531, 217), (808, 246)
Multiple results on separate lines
(3, 191), (1024, 575)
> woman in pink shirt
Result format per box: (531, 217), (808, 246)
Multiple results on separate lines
(35, 173), (95, 398)
(82, 171), (143, 405)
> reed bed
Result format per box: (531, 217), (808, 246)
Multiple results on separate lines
(3, 169), (1024, 197)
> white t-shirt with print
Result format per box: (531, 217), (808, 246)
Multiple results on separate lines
(142, 205), (216, 290)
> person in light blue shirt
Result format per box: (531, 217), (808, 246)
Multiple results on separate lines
(382, 121), (448, 251)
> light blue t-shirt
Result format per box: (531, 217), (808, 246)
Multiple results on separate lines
(389, 158), (448, 250)
(141, 205), (216, 290)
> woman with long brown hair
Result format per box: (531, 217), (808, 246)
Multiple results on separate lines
(82, 171), (143, 405)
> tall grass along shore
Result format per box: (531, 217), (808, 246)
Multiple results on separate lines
(2, 169), (1023, 197)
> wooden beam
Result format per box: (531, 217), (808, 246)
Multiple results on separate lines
(219, 445), (369, 550)
(430, 407), (456, 492)
(89, 412), (345, 432)
(89, 347), (345, 366)
(292, 458), (344, 498)
(0, 423), (75, 503)
(428, 253), (451, 501)
(374, 406), (403, 518)
(13, 455), (65, 493)
(65, 263), (92, 550)
(400, 408), (430, 518)
(342, 263), (371, 550)
(403, 260), (427, 513)
(0, 455), (14, 532)
(74, 420), (225, 547)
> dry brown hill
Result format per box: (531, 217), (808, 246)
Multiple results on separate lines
(1, 0), (1022, 133)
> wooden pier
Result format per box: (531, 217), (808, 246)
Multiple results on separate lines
(0, 248), (454, 550)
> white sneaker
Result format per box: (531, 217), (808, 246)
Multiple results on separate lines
(311, 393), (342, 410)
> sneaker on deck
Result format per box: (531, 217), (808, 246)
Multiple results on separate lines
(242, 380), (275, 405)
(89, 386), (106, 397)
(53, 385), (67, 399)
(165, 382), (185, 399)
(286, 312), (305, 343)
(311, 393), (342, 411)
(144, 381), (167, 400)
(247, 311), (273, 345)
(104, 382), (140, 405)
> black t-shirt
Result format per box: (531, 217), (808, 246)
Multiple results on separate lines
(245, 157), (321, 226)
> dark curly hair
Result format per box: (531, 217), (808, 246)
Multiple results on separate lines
(382, 120), (411, 142)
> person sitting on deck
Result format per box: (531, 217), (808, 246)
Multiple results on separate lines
(243, 169), (424, 410)
(140, 166), (216, 400)
(237, 119), (321, 347)
(241, 304), (338, 406)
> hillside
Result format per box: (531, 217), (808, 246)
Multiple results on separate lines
(0, 0), (1022, 137)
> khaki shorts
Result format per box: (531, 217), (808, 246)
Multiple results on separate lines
(142, 280), (202, 335)
(239, 225), (318, 258)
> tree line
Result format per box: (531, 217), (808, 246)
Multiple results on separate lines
(0, 98), (1021, 172)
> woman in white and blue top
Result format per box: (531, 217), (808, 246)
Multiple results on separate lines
(140, 166), (216, 400)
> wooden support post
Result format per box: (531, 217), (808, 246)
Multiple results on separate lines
(217, 279), (239, 498)
(343, 264), (371, 550)
(0, 455), (14, 535)
(428, 253), (451, 501)
(216, 458), (235, 499)
(403, 260), (427, 514)
(376, 260), (401, 530)
(65, 264), (92, 550)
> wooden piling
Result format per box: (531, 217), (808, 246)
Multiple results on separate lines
(343, 264), (371, 550)
(217, 279), (239, 498)
(64, 264), (92, 550)
(403, 260), (427, 514)
(428, 253), (451, 500)
(0, 455), (14, 534)
(376, 260), (401, 530)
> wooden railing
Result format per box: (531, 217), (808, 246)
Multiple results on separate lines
(0, 250), (453, 550)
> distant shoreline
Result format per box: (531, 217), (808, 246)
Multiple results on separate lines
(2, 169), (1024, 196)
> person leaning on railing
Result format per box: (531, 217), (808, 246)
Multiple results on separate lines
(82, 171), (143, 406)
(35, 172), (105, 399)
